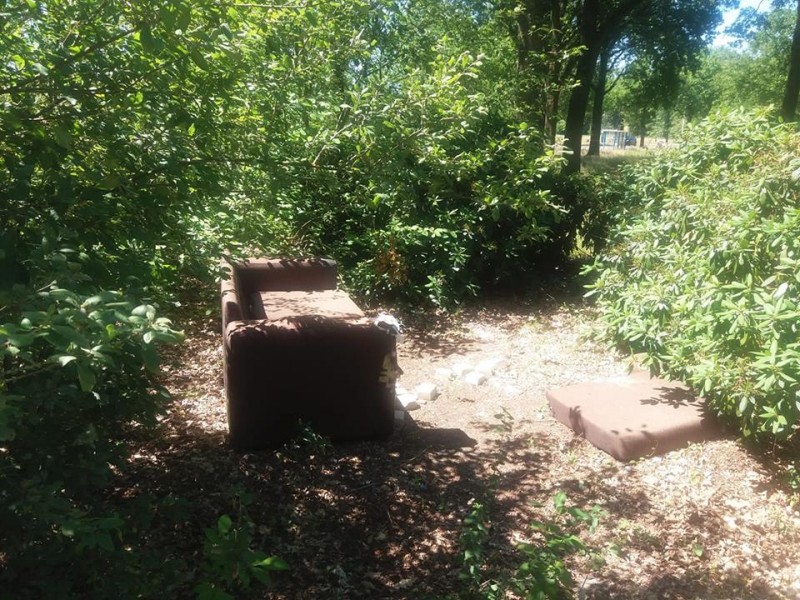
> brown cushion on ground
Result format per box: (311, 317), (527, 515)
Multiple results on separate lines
(547, 374), (721, 462)
(257, 290), (365, 321)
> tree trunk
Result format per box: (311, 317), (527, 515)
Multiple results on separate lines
(513, 0), (552, 131)
(544, 88), (560, 145)
(543, 0), (563, 145)
(512, 0), (567, 140)
(781, 0), (800, 122)
(564, 0), (600, 174)
(587, 46), (611, 156)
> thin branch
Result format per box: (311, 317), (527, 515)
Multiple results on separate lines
(0, 27), (136, 96)
(231, 2), (308, 8)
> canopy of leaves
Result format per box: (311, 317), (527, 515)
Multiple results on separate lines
(676, 6), (797, 122)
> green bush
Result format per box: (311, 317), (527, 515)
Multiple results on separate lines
(586, 109), (800, 440)
(0, 1), (598, 592)
(274, 49), (591, 306)
(0, 245), (184, 596)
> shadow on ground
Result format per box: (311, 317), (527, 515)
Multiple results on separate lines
(118, 410), (561, 598)
(116, 279), (800, 600)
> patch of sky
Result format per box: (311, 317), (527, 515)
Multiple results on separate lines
(714, 0), (774, 47)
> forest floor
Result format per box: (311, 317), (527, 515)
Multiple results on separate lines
(128, 272), (800, 599)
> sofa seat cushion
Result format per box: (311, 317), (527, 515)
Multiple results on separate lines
(250, 289), (365, 321)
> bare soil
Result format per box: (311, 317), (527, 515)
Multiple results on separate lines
(126, 281), (800, 599)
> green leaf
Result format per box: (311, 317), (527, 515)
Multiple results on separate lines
(738, 395), (750, 415)
(140, 26), (157, 54)
(77, 363), (97, 392)
(195, 583), (234, 600)
(82, 292), (117, 308)
(177, 5), (192, 31)
(217, 514), (233, 534)
(53, 126), (72, 150)
(98, 173), (121, 190)
(51, 325), (89, 346)
(52, 354), (77, 367)
(96, 532), (114, 552)
(190, 48), (210, 70)
(141, 343), (160, 372)
(4, 329), (36, 348)
(132, 305), (156, 319)
(253, 556), (289, 571)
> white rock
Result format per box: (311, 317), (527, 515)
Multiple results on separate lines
(435, 367), (453, 379)
(415, 382), (439, 402)
(451, 362), (472, 377)
(475, 357), (506, 374)
(397, 393), (420, 411)
(464, 371), (487, 386)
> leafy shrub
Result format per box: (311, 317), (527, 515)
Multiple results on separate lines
(457, 492), (602, 600)
(586, 109), (800, 440)
(0, 245), (184, 596)
(197, 490), (289, 600)
(275, 48), (591, 306)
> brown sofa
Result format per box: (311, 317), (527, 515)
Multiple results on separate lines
(221, 257), (397, 450)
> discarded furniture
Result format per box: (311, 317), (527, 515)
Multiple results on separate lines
(547, 370), (720, 461)
(221, 258), (397, 450)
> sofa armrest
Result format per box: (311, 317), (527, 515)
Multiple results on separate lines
(224, 316), (385, 353)
(220, 260), (242, 332)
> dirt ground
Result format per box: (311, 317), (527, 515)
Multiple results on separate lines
(128, 281), (800, 599)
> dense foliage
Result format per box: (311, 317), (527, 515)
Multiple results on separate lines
(0, 0), (599, 595)
(587, 110), (800, 440)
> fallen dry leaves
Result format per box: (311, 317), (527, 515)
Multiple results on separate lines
(121, 283), (800, 599)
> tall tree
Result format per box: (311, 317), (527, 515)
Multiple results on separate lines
(587, 0), (722, 155)
(587, 44), (623, 155)
(725, 2), (798, 118)
(496, 0), (581, 143)
(562, 0), (726, 173)
(781, 0), (800, 121)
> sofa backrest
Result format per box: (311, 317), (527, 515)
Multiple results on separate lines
(221, 258), (339, 322)
(234, 258), (337, 296)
